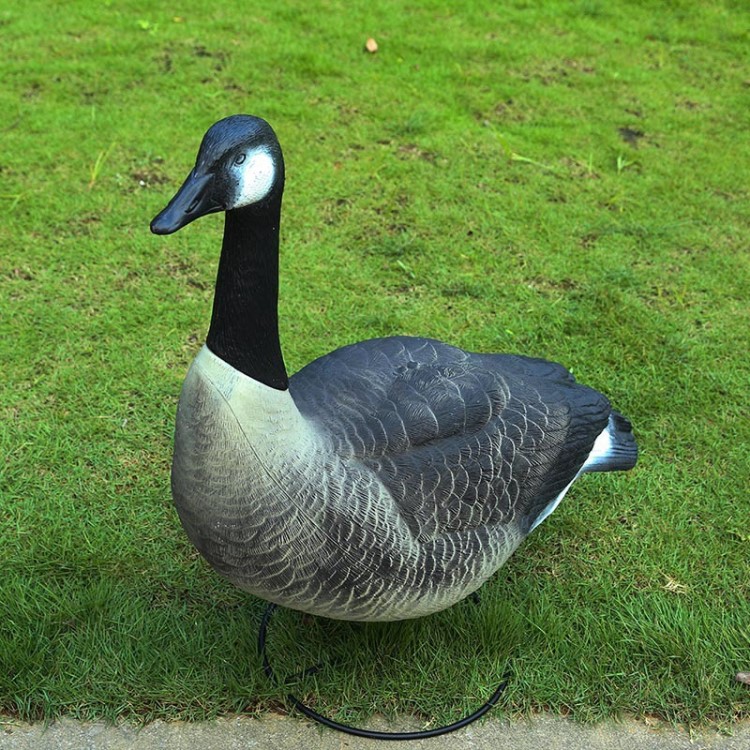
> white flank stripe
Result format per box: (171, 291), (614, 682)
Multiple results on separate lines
(529, 421), (612, 533)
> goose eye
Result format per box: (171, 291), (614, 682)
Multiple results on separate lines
(234, 153), (246, 165)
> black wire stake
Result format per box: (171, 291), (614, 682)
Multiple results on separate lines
(257, 602), (510, 741)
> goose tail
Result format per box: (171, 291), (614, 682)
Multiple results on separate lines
(581, 411), (638, 474)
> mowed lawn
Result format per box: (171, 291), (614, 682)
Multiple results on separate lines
(1, 0), (749, 728)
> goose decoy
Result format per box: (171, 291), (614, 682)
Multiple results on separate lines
(151, 115), (637, 623)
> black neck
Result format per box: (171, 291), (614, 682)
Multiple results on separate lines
(206, 200), (288, 390)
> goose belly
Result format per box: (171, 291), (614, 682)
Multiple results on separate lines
(171, 346), (519, 621)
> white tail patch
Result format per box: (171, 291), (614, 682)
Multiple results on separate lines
(232, 148), (276, 208)
(528, 421), (613, 533)
(580, 425), (615, 472)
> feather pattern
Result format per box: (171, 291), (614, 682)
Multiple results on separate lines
(292, 337), (613, 540)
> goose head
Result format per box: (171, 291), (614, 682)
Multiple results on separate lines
(150, 114), (284, 235)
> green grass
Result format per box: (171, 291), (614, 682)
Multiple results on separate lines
(2, 0), (749, 730)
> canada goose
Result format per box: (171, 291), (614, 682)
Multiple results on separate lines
(151, 114), (637, 623)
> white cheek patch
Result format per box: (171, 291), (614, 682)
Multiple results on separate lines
(232, 148), (276, 208)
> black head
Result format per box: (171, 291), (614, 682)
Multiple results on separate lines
(150, 115), (285, 235)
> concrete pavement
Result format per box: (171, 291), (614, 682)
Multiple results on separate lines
(2, 714), (749, 750)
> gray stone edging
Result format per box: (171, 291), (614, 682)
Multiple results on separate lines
(2, 714), (749, 750)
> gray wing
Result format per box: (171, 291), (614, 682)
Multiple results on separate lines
(289, 336), (610, 540)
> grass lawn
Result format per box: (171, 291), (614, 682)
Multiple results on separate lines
(2, 0), (749, 729)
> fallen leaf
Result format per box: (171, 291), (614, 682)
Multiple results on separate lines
(365, 38), (378, 53)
